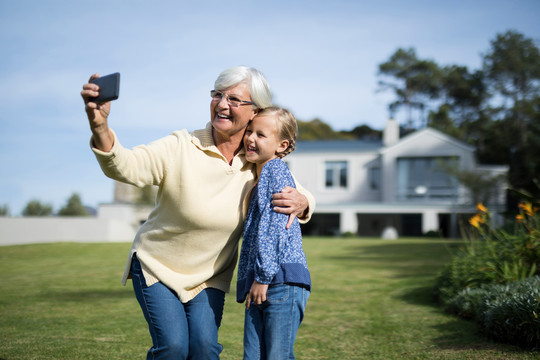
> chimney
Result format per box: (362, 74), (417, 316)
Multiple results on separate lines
(383, 118), (399, 146)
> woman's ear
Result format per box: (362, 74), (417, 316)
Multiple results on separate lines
(250, 108), (259, 120)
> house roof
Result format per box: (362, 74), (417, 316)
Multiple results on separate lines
(294, 127), (474, 155)
(295, 139), (383, 153)
(380, 127), (475, 154)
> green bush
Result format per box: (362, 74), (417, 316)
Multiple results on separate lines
(445, 277), (540, 350)
(445, 285), (494, 320)
(434, 239), (537, 303)
(433, 242), (497, 303)
(434, 201), (540, 303)
(434, 195), (540, 349)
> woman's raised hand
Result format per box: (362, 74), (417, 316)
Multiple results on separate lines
(80, 74), (114, 151)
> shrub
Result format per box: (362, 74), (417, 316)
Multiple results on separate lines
(446, 276), (540, 350)
(434, 193), (540, 349)
(445, 285), (494, 320)
(22, 199), (53, 216)
(433, 242), (499, 303)
(434, 201), (540, 303)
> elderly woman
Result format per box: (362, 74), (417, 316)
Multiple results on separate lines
(80, 66), (314, 360)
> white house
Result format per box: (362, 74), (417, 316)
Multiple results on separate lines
(286, 119), (508, 238)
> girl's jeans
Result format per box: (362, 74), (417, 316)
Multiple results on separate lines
(243, 283), (310, 360)
(131, 254), (225, 360)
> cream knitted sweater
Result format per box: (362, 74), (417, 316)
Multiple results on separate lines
(92, 123), (314, 302)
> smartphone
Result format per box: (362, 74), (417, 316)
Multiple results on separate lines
(90, 72), (120, 103)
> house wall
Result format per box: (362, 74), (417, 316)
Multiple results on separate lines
(288, 151), (381, 204)
(380, 129), (476, 203)
(289, 127), (507, 237)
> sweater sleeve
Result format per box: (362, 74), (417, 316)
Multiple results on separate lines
(254, 160), (296, 284)
(91, 129), (183, 187)
(293, 176), (316, 224)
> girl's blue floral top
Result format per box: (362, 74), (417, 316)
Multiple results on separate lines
(236, 158), (311, 303)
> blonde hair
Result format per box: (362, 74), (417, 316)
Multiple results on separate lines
(255, 106), (297, 158)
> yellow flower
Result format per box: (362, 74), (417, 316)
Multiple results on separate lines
(469, 214), (483, 229)
(476, 203), (488, 213)
(516, 214), (524, 223)
(518, 202), (535, 216)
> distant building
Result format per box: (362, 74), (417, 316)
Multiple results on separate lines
(287, 119), (507, 237)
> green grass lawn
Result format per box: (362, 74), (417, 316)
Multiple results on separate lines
(0, 238), (537, 359)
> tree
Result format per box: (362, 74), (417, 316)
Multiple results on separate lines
(438, 162), (506, 206)
(297, 118), (381, 141)
(22, 200), (53, 216)
(378, 48), (442, 129)
(481, 30), (540, 198)
(483, 30), (540, 106)
(297, 118), (353, 140)
(428, 65), (490, 148)
(57, 193), (89, 216)
(344, 124), (382, 141)
(0, 204), (10, 216)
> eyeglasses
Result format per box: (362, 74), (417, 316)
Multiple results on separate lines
(210, 90), (255, 107)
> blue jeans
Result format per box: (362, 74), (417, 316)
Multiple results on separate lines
(243, 283), (310, 360)
(131, 254), (225, 360)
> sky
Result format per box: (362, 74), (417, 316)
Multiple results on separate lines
(1, 0), (539, 216)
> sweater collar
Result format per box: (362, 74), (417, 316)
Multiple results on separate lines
(191, 122), (216, 149)
(191, 122), (247, 162)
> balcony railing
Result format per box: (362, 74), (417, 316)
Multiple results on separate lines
(397, 186), (458, 201)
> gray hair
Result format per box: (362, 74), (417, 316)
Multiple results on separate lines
(214, 66), (272, 109)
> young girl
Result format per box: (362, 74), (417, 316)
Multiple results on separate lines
(236, 107), (311, 359)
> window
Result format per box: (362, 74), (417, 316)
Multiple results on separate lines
(325, 161), (348, 189)
(369, 166), (381, 190)
(396, 157), (458, 200)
